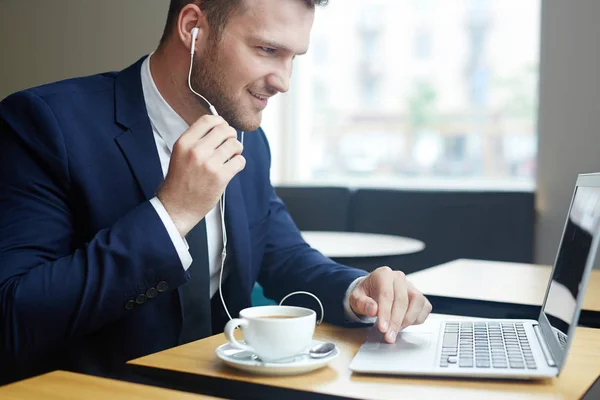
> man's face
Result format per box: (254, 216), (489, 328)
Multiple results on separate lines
(192, 0), (314, 131)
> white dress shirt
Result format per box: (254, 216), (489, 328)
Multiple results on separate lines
(141, 54), (370, 322)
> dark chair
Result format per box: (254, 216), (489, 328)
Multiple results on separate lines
(347, 189), (535, 274)
(274, 186), (353, 232)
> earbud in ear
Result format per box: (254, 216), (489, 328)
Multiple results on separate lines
(190, 27), (199, 56)
(191, 27), (199, 41)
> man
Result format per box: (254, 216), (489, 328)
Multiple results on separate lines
(0, 0), (431, 383)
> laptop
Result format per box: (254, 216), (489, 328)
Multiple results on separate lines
(349, 172), (600, 379)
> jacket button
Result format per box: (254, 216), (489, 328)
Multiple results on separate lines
(136, 294), (148, 304)
(125, 300), (136, 311)
(146, 287), (158, 298)
(156, 281), (169, 292)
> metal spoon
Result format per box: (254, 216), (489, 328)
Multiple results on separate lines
(235, 342), (336, 363)
(305, 341), (336, 359)
(256, 342), (336, 363)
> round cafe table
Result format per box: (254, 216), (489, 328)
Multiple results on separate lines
(300, 231), (425, 259)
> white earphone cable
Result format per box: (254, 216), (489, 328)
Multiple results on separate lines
(188, 46), (218, 116)
(217, 131), (244, 321)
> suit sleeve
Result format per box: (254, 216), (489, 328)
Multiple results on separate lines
(0, 91), (187, 367)
(254, 130), (367, 325)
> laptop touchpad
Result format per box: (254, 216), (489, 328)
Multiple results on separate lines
(352, 325), (439, 372)
(395, 332), (432, 349)
(365, 329), (432, 351)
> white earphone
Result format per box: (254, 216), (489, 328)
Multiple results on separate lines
(191, 27), (199, 54)
(188, 27), (218, 116)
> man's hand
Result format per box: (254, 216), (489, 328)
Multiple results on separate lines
(349, 266), (432, 343)
(157, 115), (245, 237)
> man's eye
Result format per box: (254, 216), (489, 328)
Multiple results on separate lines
(259, 47), (276, 54)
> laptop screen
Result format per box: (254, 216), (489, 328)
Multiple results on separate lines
(543, 185), (600, 345)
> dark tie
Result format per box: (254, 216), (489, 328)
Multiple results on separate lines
(179, 218), (212, 344)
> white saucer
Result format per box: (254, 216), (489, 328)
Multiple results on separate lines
(215, 340), (339, 376)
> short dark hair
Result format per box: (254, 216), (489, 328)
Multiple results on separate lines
(159, 0), (328, 46)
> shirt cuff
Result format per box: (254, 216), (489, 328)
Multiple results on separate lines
(343, 276), (377, 324)
(150, 197), (192, 271)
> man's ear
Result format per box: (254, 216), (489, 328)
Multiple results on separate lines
(176, 3), (209, 53)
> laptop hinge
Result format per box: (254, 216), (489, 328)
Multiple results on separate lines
(533, 324), (556, 367)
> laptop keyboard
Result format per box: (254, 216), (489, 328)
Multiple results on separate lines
(439, 322), (537, 369)
(556, 330), (567, 348)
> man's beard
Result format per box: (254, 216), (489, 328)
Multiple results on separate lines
(190, 45), (260, 132)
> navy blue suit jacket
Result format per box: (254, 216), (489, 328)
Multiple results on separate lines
(0, 57), (366, 382)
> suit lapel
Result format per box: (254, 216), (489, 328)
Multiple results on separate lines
(114, 123), (163, 200)
(113, 57), (163, 200)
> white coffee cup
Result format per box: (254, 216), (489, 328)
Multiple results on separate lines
(224, 305), (316, 361)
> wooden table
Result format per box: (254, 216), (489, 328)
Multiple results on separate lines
(0, 370), (220, 399)
(126, 314), (600, 400)
(408, 259), (600, 327)
(300, 231), (425, 258)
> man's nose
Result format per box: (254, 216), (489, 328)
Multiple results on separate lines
(268, 61), (292, 94)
